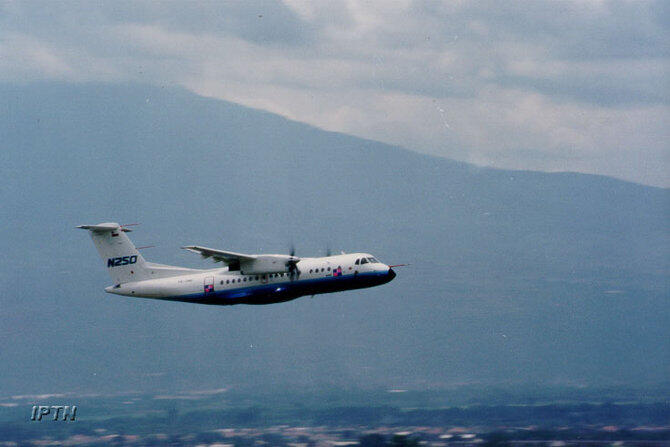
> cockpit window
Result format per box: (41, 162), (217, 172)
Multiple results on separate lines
(368, 257), (378, 263)
(360, 258), (368, 264)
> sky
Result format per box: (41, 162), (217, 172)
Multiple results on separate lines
(1, 0), (668, 186)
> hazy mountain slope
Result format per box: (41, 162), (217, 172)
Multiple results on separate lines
(0, 83), (667, 395)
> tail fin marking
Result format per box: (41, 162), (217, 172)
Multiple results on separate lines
(77, 222), (151, 284)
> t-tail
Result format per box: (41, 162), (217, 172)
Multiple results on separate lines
(77, 222), (151, 284)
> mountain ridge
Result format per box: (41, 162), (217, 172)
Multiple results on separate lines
(0, 82), (667, 395)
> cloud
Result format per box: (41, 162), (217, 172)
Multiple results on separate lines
(0, 0), (668, 186)
(0, 33), (74, 80)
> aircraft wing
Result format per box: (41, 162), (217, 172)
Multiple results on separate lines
(182, 246), (299, 274)
(181, 246), (257, 263)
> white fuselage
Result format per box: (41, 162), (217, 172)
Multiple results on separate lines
(105, 253), (396, 305)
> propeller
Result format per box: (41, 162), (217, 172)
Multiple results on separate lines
(287, 244), (300, 281)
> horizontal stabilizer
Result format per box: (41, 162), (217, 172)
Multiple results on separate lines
(77, 223), (134, 233)
(77, 223), (121, 232)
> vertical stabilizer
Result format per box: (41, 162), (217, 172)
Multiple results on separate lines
(77, 222), (151, 284)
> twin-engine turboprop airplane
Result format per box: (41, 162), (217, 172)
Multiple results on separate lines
(78, 222), (397, 305)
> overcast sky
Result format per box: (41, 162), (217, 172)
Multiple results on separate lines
(1, 1), (668, 186)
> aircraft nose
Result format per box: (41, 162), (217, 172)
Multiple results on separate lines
(387, 268), (396, 281)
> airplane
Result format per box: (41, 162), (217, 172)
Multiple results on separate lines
(78, 222), (398, 305)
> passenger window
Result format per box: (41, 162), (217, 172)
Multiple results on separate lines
(327, 267), (331, 271)
(361, 258), (368, 264)
(355, 259), (360, 265)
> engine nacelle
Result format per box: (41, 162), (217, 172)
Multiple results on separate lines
(240, 255), (292, 274)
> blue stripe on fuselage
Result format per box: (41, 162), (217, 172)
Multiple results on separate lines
(167, 270), (393, 305)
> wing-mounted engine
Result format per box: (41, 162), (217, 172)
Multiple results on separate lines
(182, 246), (299, 275)
(240, 255), (296, 274)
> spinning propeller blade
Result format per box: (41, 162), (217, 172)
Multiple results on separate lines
(287, 244), (300, 281)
